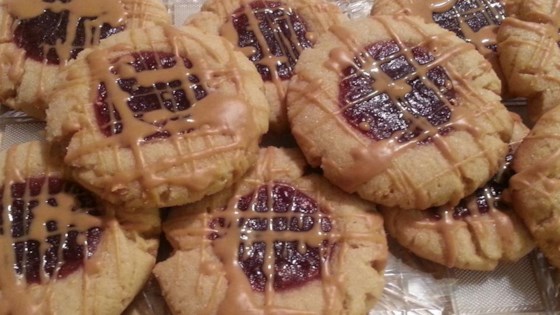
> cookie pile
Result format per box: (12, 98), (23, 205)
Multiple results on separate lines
(0, 0), (558, 314)
(369, 0), (560, 272)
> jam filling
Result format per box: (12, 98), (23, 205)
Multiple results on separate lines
(94, 51), (207, 139)
(210, 183), (333, 292)
(1, 177), (103, 284)
(12, 8), (123, 65)
(339, 40), (456, 142)
(432, 0), (505, 51)
(428, 149), (514, 220)
(230, 0), (313, 81)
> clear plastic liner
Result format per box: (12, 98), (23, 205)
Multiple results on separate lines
(1, 0), (560, 314)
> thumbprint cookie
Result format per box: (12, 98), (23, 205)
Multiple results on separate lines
(510, 105), (560, 269)
(45, 25), (270, 209)
(287, 15), (513, 210)
(0, 0), (170, 119)
(0, 141), (160, 315)
(371, 0), (509, 95)
(154, 147), (388, 315)
(186, 0), (348, 133)
(383, 116), (534, 270)
(498, 1), (560, 123)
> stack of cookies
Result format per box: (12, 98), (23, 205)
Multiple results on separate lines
(0, 0), (559, 314)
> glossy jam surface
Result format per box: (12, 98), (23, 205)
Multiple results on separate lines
(230, 0), (312, 81)
(339, 40), (455, 142)
(210, 183), (333, 292)
(432, 0), (505, 51)
(1, 177), (103, 284)
(13, 9), (123, 65)
(94, 51), (207, 139)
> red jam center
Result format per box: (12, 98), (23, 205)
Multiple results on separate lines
(230, 0), (313, 81)
(428, 148), (513, 220)
(432, 0), (505, 51)
(12, 7), (123, 65)
(339, 40), (455, 142)
(1, 177), (103, 284)
(210, 183), (333, 292)
(94, 51), (207, 139)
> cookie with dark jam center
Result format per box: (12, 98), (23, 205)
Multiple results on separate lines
(13, 9), (123, 65)
(3, 177), (103, 284)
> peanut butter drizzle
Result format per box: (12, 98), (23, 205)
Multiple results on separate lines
(5, 0), (127, 64)
(419, 180), (514, 267)
(408, 127), (525, 267)
(179, 148), (382, 314)
(0, 143), (103, 315)
(393, 0), (504, 64)
(294, 16), (501, 209)
(65, 26), (257, 205)
(220, 0), (314, 99)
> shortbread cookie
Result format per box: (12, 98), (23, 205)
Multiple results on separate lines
(154, 147), (387, 315)
(510, 105), (560, 269)
(187, 0), (347, 132)
(383, 116), (534, 270)
(498, 12), (560, 123)
(372, 0), (508, 93)
(287, 15), (513, 210)
(0, 0), (170, 119)
(46, 25), (270, 208)
(0, 141), (160, 315)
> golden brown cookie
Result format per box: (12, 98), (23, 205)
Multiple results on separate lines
(0, 141), (160, 315)
(287, 15), (513, 210)
(510, 105), (560, 269)
(0, 0), (170, 119)
(154, 147), (388, 315)
(45, 25), (270, 208)
(186, 0), (348, 133)
(505, 0), (560, 26)
(383, 116), (534, 270)
(372, 0), (509, 94)
(498, 10), (560, 123)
